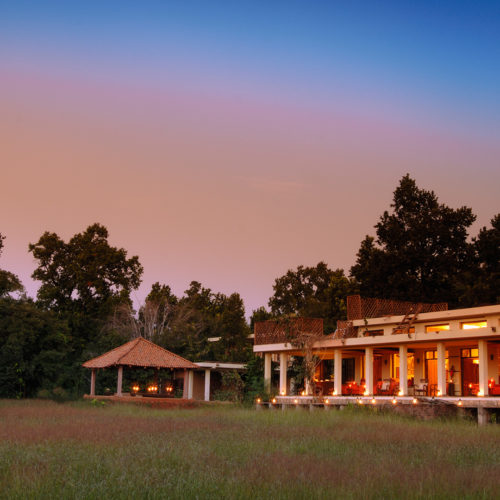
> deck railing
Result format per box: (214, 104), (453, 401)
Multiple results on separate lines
(254, 318), (324, 345)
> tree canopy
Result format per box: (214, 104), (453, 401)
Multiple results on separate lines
(268, 262), (357, 333)
(29, 223), (143, 316)
(350, 175), (477, 306)
(0, 233), (24, 298)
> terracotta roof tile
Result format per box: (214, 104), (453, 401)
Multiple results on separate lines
(83, 337), (198, 369)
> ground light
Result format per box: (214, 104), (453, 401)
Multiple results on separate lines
(412, 398), (418, 405)
(392, 397), (397, 405)
(371, 397), (376, 405)
(458, 399), (463, 406)
(271, 398), (276, 404)
(324, 399), (330, 405)
(294, 398), (298, 404)
(256, 398), (261, 404)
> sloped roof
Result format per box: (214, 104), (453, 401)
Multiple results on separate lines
(82, 337), (198, 369)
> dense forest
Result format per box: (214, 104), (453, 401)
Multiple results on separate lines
(0, 175), (498, 399)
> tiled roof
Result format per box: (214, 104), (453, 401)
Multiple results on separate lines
(82, 337), (199, 369)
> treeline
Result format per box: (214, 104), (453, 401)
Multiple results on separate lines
(0, 175), (498, 398)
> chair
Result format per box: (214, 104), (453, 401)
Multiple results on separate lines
(377, 379), (392, 395)
(488, 378), (500, 396)
(414, 379), (428, 396)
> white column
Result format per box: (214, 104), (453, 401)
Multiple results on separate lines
(188, 370), (194, 399)
(183, 369), (188, 398)
(437, 342), (446, 397)
(204, 369), (211, 401)
(399, 345), (408, 396)
(279, 353), (288, 395)
(264, 353), (272, 393)
(90, 368), (96, 396)
(478, 340), (488, 397)
(334, 349), (342, 396)
(364, 347), (373, 396)
(116, 366), (123, 397)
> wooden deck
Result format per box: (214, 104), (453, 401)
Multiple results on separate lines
(256, 395), (500, 424)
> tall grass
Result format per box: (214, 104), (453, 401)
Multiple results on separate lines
(0, 400), (499, 499)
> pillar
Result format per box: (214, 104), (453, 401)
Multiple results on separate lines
(188, 370), (194, 399)
(116, 366), (123, 397)
(334, 349), (342, 396)
(204, 369), (211, 401)
(437, 342), (446, 397)
(183, 369), (188, 398)
(478, 340), (488, 397)
(90, 368), (96, 396)
(478, 406), (489, 425)
(279, 353), (288, 395)
(264, 353), (272, 393)
(364, 347), (373, 396)
(399, 345), (408, 396)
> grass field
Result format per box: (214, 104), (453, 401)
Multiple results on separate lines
(0, 400), (499, 499)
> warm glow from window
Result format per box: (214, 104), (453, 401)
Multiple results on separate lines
(461, 321), (487, 330)
(426, 324), (450, 333)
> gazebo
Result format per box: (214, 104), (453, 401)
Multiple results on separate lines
(82, 337), (199, 399)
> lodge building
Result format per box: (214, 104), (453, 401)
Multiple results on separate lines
(253, 296), (500, 399)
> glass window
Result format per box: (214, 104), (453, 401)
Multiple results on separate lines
(426, 324), (450, 333)
(461, 321), (487, 329)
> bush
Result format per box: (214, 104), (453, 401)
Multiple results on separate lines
(213, 371), (244, 403)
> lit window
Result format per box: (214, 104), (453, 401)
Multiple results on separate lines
(425, 324), (450, 333)
(471, 348), (479, 358)
(461, 321), (487, 330)
(365, 329), (384, 337)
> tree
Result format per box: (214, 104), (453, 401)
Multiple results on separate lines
(470, 214), (500, 305)
(0, 298), (70, 398)
(269, 262), (357, 333)
(0, 233), (24, 298)
(107, 282), (177, 343)
(249, 306), (273, 332)
(29, 223), (143, 316)
(350, 175), (476, 306)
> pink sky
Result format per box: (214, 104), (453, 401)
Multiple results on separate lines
(1, 59), (499, 315)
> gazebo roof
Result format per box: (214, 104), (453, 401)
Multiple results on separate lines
(82, 337), (199, 370)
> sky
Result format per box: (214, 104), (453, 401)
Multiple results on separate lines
(1, 1), (499, 315)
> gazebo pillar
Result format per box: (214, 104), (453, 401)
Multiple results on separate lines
(117, 366), (123, 397)
(90, 368), (96, 396)
(204, 369), (211, 401)
(188, 370), (194, 399)
(183, 369), (188, 399)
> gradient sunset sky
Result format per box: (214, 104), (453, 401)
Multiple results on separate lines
(1, 1), (499, 315)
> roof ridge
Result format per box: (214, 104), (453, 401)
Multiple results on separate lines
(133, 336), (198, 366)
(115, 337), (143, 364)
(82, 338), (138, 367)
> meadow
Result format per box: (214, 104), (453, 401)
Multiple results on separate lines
(0, 400), (499, 499)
